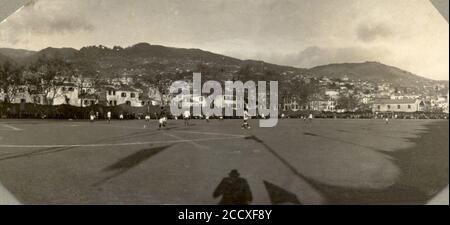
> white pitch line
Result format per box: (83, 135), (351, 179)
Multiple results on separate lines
(55, 123), (246, 136)
(60, 124), (246, 138)
(96, 124), (146, 130)
(163, 132), (209, 150)
(172, 130), (247, 138)
(55, 124), (145, 130)
(0, 124), (22, 131)
(0, 136), (248, 148)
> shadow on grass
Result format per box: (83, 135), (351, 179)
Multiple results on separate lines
(0, 146), (78, 161)
(303, 132), (381, 151)
(93, 145), (172, 186)
(0, 130), (161, 162)
(263, 180), (301, 205)
(246, 122), (448, 204)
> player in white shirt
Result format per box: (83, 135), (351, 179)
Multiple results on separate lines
(107, 111), (112, 123)
(89, 111), (95, 123)
(183, 110), (191, 127)
(144, 114), (151, 128)
(241, 109), (251, 129)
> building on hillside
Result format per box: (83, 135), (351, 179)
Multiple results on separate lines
(81, 94), (99, 107)
(280, 98), (306, 112)
(372, 98), (426, 113)
(0, 89), (5, 102)
(430, 92), (449, 113)
(308, 97), (336, 112)
(1, 86), (35, 104)
(445, 91), (450, 113)
(1, 86), (47, 105)
(110, 77), (134, 86)
(105, 86), (143, 107)
(325, 90), (340, 100)
(49, 83), (81, 106)
(146, 87), (165, 106)
(357, 94), (375, 105)
(139, 95), (158, 107)
(390, 94), (421, 100)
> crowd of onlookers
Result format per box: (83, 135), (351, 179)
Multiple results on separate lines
(280, 111), (449, 120)
(1, 103), (448, 120)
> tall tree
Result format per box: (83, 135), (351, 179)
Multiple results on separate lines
(0, 61), (23, 103)
(73, 65), (98, 107)
(336, 94), (359, 112)
(141, 64), (172, 106)
(28, 57), (74, 105)
(286, 78), (318, 108)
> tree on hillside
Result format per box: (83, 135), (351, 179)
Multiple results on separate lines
(142, 65), (172, 106)
(28, 57), (74, 105)
(235, 64), (252, 82)
(0, 61), (24, 103)
(73, 65), (98, 107)
(336, 94), (359, 112)
(285, 78), (318, 108)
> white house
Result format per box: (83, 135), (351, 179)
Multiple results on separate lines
(1, 86), (43, 104)
(49, 83), (81, 106)
(309, 98), (336, 112)
(325, 90), (340, 99)
(105, 86), (143, 107)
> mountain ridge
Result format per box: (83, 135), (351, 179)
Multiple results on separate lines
(0, 43), (445, 89)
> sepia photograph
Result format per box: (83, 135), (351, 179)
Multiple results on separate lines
(0, 0), (448, 210)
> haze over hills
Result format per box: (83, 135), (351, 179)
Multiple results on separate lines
(0, 43), (446, 89)
(0, 48), (36, 62)
(0, 53), (12, 64)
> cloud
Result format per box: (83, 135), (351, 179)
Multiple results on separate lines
(356, 23), (396, 43)
(0, 0), (94, 44)
(0, 0), (447, 80)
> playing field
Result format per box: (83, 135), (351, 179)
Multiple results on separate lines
(0, 118), (448, 205)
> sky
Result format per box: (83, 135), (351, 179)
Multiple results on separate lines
(0, 0), (448, 80)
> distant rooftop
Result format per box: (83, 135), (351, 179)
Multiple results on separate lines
(373, 99), (417, 104)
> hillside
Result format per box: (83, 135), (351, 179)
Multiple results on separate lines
(309, 61), (437, 87)
(7, 43), (305, 81)
(2, 43), (443, 90)
(0, 48), (36, 62)
(24, 47), (78, 63)
(0, 52), (13, 64)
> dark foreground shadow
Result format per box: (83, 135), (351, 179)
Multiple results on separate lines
(93, 145), (171, 186)
(0, 130), (160, 162)
(213, 169), (253, 205)
(263, 180), (301, 205)
(246, 122), (449, 205)
(0, 146), (78, 162)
